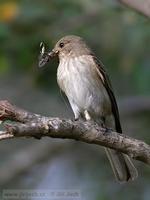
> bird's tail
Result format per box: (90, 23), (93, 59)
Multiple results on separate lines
(105, 148), (138, 182)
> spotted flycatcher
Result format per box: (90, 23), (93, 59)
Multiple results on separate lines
(39, 35), (138, 182)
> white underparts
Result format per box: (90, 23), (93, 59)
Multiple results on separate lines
(57, 55), (112, 122)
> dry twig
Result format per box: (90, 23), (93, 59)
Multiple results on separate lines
(119, 0), (150, 18)
(0, 100), (149, 165)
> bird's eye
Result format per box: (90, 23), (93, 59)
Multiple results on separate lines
(59, 42), (64, 48)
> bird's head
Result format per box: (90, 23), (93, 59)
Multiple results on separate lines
(39, 35), (91, 67)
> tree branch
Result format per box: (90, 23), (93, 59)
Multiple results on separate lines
(0, 100), (150, 165)
(119, 0), (150, 18)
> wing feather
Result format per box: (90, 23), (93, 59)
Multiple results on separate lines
(92, 56), (122, 133)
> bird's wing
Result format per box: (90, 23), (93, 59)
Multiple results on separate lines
(92, 55), (122, 133)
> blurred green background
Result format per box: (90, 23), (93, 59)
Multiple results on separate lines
(0, 0), (150, 199)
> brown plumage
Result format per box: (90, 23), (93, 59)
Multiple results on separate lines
(39, 35), (138, 182)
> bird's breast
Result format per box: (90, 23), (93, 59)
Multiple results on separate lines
(57, 55), (111, 116)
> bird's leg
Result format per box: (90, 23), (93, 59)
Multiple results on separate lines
(84, 110), (91, 121)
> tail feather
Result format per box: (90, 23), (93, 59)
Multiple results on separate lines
(105, 148), (138, 182)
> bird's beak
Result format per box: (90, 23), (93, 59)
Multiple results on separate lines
(38, 48), (58, 68)
(48, 49), (58, 58)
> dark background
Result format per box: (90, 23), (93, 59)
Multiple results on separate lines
(0, 0), (150, 199)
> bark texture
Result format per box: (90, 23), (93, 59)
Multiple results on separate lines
(0, 100), (149, 165)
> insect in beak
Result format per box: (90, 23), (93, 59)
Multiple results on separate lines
(38, 42), (57, 68)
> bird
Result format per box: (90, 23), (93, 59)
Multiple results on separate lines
(39, 35), (138, 182)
